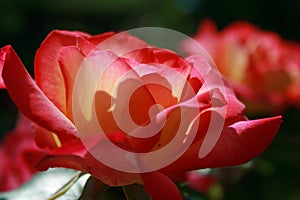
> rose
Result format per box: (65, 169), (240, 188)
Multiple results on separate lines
(183, 19), (300, 114)
(0, 114), (46, 192)
(1, 29), (282, 199)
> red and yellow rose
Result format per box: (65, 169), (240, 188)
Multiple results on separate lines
(0, 30), (282, 199)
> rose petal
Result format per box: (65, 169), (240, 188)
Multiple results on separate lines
(87, 31), (115, 46)
(35, 143), (141, 186)
(123, 48), (157, 63)
(58, 46), (85, 120)
(0, 46), (7, 88)
(162, 116), (282, 174)
(33, 125), (60, 150)
(34, 30), (93, 114)
(141, 172), (182, 200)
(187, 55), (246, 122)
(2, 45), (77, 139)
(96, 31), (149, 56)
(93, 58), (161, 152)
(132, 62), (191, 103)
(153, 49), (191, 73)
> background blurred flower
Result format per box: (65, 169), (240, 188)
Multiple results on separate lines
(0, 114), (46, 192)
(183, 19), (300, 115)
(174, 170), (219, 193)
(186, 171), (217, 194)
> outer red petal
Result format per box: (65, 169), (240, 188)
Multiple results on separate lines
(34, 30), (116, 116)
(141, 172), (182, 200)
(0, 46), (6, 88)
(87, 31), (115, 46)
(2, 45), (77, 139)
(35, 140), (141, 186)
(34, 30), (92, 114)
(96, 31), (148, 56)
(162, 116), (282, 174)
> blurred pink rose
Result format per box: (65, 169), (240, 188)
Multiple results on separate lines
(183, 19), (300, 114)
(0, 115), (46, 192)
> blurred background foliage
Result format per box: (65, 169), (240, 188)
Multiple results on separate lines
(1, 0), (300, 199)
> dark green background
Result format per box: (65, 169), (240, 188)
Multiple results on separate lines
(1, 0), (300, 199)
